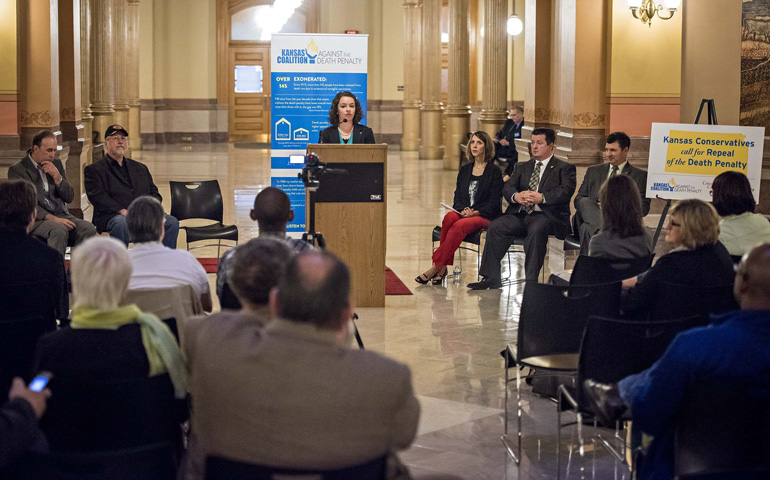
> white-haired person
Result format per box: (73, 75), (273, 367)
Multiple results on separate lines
(31, 237), (187, 451)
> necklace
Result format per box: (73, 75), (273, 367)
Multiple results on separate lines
(338, 128), (352, 138)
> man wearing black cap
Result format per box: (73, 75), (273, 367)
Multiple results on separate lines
(84, 125), (179, 248)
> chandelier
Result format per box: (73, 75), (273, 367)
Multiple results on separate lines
(627, 0), (680, 27)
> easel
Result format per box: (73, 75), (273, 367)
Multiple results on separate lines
(651, 99), (718, 247)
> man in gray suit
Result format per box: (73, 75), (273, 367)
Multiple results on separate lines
(573, 132), (651, 255)
(183, 249), (420, 480)
(8, 131), (96, 255)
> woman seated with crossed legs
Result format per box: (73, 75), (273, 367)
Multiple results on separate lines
(416, 131), (503, 285)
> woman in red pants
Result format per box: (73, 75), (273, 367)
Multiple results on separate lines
(416, 131), (504, 285)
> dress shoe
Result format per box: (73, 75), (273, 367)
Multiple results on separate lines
(467, 277), (502, 290)
(583, 379), (627, 426)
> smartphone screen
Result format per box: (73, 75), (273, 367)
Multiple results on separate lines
(29, 374), (51, 392)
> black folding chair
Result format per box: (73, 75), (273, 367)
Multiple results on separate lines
(570, 254), (654, 286)
(555, 314), (706, 477)
(205, 454), (387, 480)
(170, 180), (238, 256)
(674, 383), (770, 479)
(649, 282), (738, 321)
(501, 281), (622, 463)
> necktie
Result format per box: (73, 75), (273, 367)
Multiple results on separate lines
(524, 161), (542, 214)
(37, 164), (49, 193)
(609, 165), (619, 179)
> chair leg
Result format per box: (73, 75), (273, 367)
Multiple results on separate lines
(501, 347), (521, 464)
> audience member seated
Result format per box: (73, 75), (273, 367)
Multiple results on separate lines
(32, 237), (187, 444)
(584, 243), (770, 480)
(621, 199), (734, 317)
(216, 186), (311, 306)
(126, 196), (212, 312)
(493, 106), (524, 178)
(588, 174), (652, 259)
(0, 180), (68, 322)
(183, 250), (420, 480)
(7, 130), (96, 256)
(469, 128), (576, 287)
(0, 378), (50, 473)
(84, 124), (179, 248)
(416, 131), (503, 285)
(712, 170), (770, 257)
(573, 132), (650, 255)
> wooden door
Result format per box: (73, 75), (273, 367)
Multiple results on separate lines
(228, 44), (270, 142)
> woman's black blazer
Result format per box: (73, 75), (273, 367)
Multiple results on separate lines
(452, 161), (504, 220)
(318, 124), (376, 144)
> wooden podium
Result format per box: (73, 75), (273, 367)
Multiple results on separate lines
(305, 144), (387, 307)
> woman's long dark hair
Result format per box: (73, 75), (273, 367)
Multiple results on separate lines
(600, 174), (645, 238)
(327, 91), (363, 125)
(712, 170), (755, 217)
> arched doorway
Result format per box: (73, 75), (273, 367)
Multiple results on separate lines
(217, 1), (319, 143)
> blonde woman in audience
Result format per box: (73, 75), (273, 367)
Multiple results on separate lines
(621, 199), (735, 316)
(711, 170), (770, 257)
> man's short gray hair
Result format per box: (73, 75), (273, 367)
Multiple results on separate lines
(127, 196), (164, 244)
(71, 237), (132, 310)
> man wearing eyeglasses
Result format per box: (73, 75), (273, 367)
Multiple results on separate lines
(84, 125), (179, 248)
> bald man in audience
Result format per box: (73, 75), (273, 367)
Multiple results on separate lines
(183, 250), (419, 479)
(216, 186), (311, 307)
(584, 243), (770, 480)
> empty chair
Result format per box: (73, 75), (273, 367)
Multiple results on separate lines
(674, 383), (770, 479)
(570, 253), (654, 286)
(501, 281), (622, 463)
(648, 282), (738, 321)
(0, 316), (55, 399)
(205, 455), (387, 480)
(169, 180), (238, 256)
(555, 314), (706, 475)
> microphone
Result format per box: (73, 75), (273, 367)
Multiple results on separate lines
(341, 118), (348, 123)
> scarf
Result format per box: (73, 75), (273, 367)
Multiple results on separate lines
(71, 304), (187, 398)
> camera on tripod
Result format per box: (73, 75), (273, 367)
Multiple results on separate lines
(297, 153), (331, 190)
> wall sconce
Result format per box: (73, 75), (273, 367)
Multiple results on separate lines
(627, 0), (680, 27)
(507, 15), (523, 36)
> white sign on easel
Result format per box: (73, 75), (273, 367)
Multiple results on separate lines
(647, 123), (765, 202)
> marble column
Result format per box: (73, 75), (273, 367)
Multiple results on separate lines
(90, 0), (115, 143)
(419, 0), (443, 160)
(79, 0), (94, 165)
(58, 0), (87, 215)
(112, 0), (130, 135)
(401, 0), (422, 152)
(521, 0), (553, 161)
(126, 0), (142, 150)
(478, 0), (508, 138)
(443, 0), (471, 170)
(17, 0), (61, 147)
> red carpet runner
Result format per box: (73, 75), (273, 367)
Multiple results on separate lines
(197, 259), (413, 296)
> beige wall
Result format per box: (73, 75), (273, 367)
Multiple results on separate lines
(0, 0), (17, 94)
(508, 0), (525, 103)
(680, 0), (741, 125)
(608, 0), (681, 98)
(139, 0), (217, 100)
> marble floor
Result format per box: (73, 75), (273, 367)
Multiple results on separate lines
(134, 144), (632, 480)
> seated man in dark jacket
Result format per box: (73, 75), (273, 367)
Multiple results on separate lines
(84, 124), (179, 248)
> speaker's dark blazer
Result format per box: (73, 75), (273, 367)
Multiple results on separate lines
(84, 155), (163, 233)
(318, 124), (376, 144)
(501, 156), (577, 239)
(8, 155), (74, 220)
(574, 162), (651, 216)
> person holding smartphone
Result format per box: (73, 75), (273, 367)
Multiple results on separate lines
(0, 377), (51, 470)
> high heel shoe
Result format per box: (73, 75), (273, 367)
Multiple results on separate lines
(415, 273), (432, 284)
(431, 269), (448, 285)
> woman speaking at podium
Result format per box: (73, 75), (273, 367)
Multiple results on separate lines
(318, 91), (376, 144)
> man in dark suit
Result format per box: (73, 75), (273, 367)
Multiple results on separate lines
(0, 180), (68, 322)
(493, 106), (524, 176)
(84, 124), (179, 248)
(573, 131), (651, 255)
(8, 131), (96, 256)
(469, 128), (577, 288)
